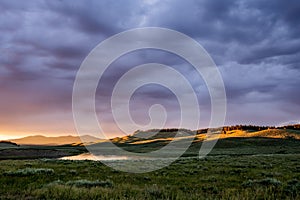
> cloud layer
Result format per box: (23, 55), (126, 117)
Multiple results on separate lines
(1, 0), (299, 138)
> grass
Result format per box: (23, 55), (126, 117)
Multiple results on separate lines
(0, 154), (300, 199)
(113, 136), (300, 157)
(4, 168), (54, 176)
(65, 179), (114, 188)
(0, 145), (86, 159)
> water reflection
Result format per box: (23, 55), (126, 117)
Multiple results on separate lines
(60, 153), (130, 161)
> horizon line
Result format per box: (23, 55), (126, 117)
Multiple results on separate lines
(1, 123), (299, 141)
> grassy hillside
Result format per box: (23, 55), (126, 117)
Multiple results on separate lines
(0, 141), (19, 149)
(1, 126), (300, 159)
(112, 127), (300, 145)
(102, 128), (300, 156)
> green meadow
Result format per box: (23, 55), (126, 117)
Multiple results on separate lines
(0, 154), (300, 199)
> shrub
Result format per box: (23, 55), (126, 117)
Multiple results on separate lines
(144, 184), (164, 199)
(46, 180), (65, 187)
(66, 179), (113, 188)
(4, 168), (54, 176)
(259, 178), (282, 187)
(284, 179), (300, 196)
(242, 178), (282, 187)
(69, 169), (77, 175)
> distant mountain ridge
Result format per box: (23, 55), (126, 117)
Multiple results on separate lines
(10, 135), (101, 146)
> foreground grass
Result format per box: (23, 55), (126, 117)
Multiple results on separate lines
(0, 154), (300, 199)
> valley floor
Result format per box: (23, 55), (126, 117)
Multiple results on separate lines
(0, 153), (299, 199)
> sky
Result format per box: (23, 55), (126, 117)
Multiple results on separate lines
(1, 0), (300, 139)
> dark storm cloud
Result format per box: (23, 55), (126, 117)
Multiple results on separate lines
(0, 0), (300, 137)
(44, 0), (146, 35)
(146, 0), (300, 67)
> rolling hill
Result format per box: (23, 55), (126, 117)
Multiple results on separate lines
(85, 126), (300, 156)
(101, 126), (300, 149)
(4, 125), (300, 147)
(0, 141), (19, 148)
(108, 127), (299, 145)
(1, 125), (300, 159)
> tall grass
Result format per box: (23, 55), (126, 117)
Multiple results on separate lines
(0, 154), (300, 199)
(4, 168), (54, 176)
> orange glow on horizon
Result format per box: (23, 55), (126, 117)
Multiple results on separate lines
(0, 128), (123, 141)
